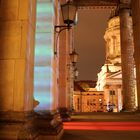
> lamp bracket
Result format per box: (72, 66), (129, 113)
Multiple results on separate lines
(55, 25), (72, 33)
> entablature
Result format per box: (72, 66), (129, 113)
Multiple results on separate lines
(73, 0), (119, 9)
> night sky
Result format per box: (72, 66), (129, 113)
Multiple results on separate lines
(74, 9), (110, 81)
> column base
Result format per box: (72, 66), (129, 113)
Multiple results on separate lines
(0, 111), (37, 140)
(33, 110), (63, 140)
(0, 111), (63, 140)
(36, 129), (63, 140)
(58, 107), (71, 122)
(133, 107), (140, 113)
(121, 107), (137, 112)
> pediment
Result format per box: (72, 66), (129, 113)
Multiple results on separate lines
(107, 71), (122, 79)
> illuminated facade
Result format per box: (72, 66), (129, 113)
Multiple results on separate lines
(73, 81), (106, 112)
(96, 15), (137, 112)
(73, 91), (105, 112)
(73, 15), (136, 113)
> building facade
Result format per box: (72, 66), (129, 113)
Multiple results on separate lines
(96, 15), (137, 112)
(73, 81), (105, 112)
(73, 91), (105, 112)
(73, 15), (137, 113)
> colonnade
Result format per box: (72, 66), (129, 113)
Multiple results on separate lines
(0, 0), (140, 139)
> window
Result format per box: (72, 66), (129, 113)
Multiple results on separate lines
(110, 90), (115, 95)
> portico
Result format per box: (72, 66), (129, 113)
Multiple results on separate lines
(0, 0), (140, 139)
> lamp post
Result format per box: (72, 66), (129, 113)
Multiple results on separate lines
(70, 49), (79, 66)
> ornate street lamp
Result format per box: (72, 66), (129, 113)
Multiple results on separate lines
(54, 1), (78, 54)
(61, 1), (78, 26)
(55, 0), (78, 33)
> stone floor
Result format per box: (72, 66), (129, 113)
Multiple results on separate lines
(61, 112), (140, 140)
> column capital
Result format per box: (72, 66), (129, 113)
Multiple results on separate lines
(119, 3), (130, 10)
(120, 0), (131, 4)
(119, 0), (131, 10)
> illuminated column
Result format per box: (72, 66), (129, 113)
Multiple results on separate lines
(119, 3), (136, 111)
(34, 0), (55, 111)
(0, 0), (36, 139)
(132, 0), (140, 111)
(0, 0), (36, 112)
(33, 0), (63, 139)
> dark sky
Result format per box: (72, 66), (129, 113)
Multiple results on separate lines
(74, 9), (110, 81)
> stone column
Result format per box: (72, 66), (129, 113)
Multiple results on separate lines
(117, 87), (123, 111)
(119, 3), (136, 111)
(57, 29), (71, 121)
(54, 0), (71, 121)
(66, 29), (74, 110)
(132, 0), (140, 111)
(0, 0), (37, 139)
(58, 30), (67, 108)
(33, 0), (63, 139)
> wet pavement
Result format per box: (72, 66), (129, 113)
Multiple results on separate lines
(61, 112), (140, 140)
(62, 130), (140, 140)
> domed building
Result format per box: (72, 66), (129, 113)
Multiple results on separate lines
(96, 15), (137, 112)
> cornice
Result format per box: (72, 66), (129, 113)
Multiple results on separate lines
(73, 0), (119, 9)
